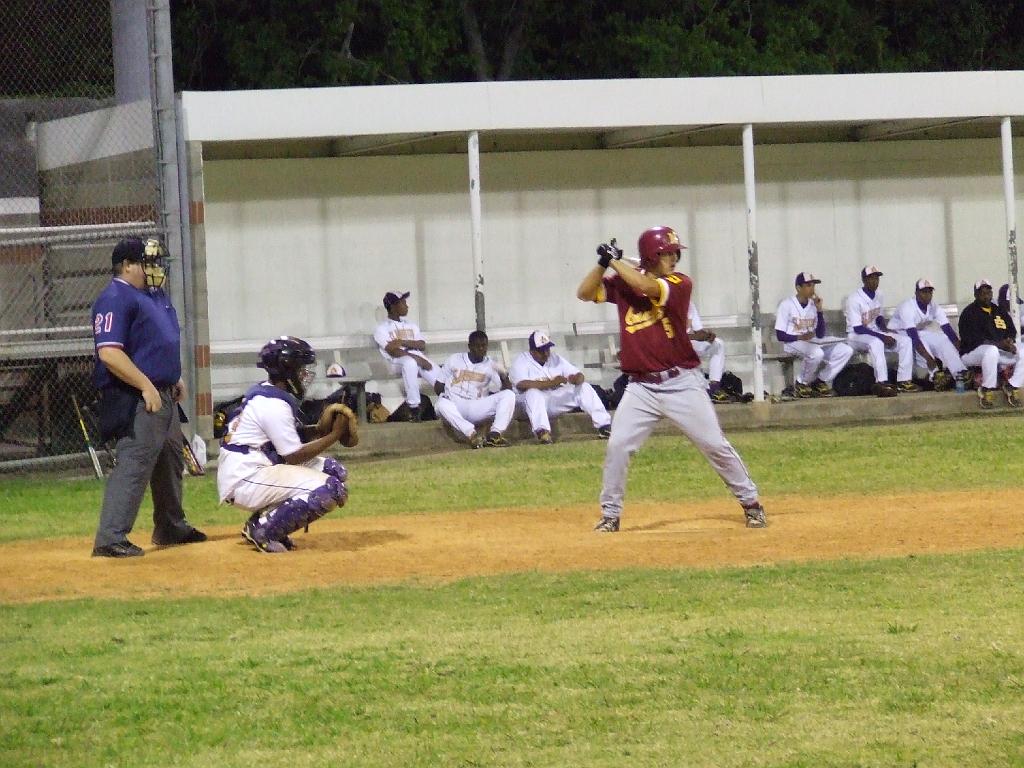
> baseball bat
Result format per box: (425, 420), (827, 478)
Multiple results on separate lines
(71, 394), (104, 479)
(182, 439), (206, 476)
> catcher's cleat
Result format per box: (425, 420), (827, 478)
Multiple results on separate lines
(484, 432), (510, 448)
(468, 430), (485, 449)
(597, 424), (612, 439)
(978, 386), (996, 410)
(896, 380), (922, 393)
(873, 382), (897, 398)
(1002, 383), (1021, 408)
(792, 381), (815, 399)
(743, 503), (767, 529)
(931, 370), (954, 392)
(535, 429), (553, 445)
(709, 387), (732, 404)
(278, 535), (297, 551)
(811, 380), (834, 397)
(594, 515), (620, 533)
(242, 519), (287, 554)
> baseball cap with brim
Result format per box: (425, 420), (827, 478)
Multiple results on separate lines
(861, 265), (883, 280)
(529, 330), (555, 351)
(915, 279), (935, 291)
(794, 272), (821, 286)
(998, 284), (1024, 305)
(111, 237), (145, 265)
(974, 279), (993, 292)
(383, 290), (410, 309)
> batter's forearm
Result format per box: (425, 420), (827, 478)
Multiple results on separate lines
(576, 265), (606, 301)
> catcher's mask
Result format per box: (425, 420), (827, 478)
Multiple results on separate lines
(141, 237), (168, 290)
(637, 226), (686, 272)
(258, 336), (317, 398)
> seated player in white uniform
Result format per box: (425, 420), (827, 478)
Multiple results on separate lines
(774, 272), (853, 397)
(509, 330), (612, 444)
(687, 302), (730, 403)
(217, 337), (350, 553)
(372, 290), (438, 421)
(886, 278), (967, 390)
(434, 330), (515, 448)
(844, 265), (917, 397)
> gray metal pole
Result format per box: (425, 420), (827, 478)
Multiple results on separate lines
(1001, 117), (1020, 341)
(110, 0), (149, 104)
(468, 131), (486, 332)
(743, 124), (765, 402)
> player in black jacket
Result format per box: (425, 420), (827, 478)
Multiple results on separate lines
(958, 279), (1023, 408)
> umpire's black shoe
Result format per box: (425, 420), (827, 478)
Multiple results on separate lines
(92, 541), (145, 558)
(152, 527), (208, 546)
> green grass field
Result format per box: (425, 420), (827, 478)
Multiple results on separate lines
(2, 416), (1023, 767)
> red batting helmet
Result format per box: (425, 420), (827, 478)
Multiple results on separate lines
(637, 226), (685, 271)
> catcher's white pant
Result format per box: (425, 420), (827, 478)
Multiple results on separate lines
(846, 333), (913, 383)
(517, 383), (611, 434)
(389, 354), (438, 408)
(782, 339), (854, 385)
(907, 329), (967, 379)
(436, 390), (515, 438)
(960, 344), (1024, 389)
(226, 457), (330, 512)
(599, 368), (758, 520)
(690, 338), (725, 383)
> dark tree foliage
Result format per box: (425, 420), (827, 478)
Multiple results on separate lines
(170, 0), (1024, 90)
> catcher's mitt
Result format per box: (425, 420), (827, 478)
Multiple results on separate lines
(317, 403), (359, 448)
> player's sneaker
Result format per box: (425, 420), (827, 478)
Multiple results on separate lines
(594, 515), (620, 532)
(896, 380), (922, 393)
(709, 388), (732, 404)
(535, 429), (553, 445)
(978, 386), (996, 410)
(1002, 383), (1021, 408)
(743, 503), (767, 529)
(811, 380), (834, 397)
(873, 382), (897, 398)
(468, 430), (484, 449)
(793, 381), (815, 398)
(597, 424), (612, 439)
(484, 432), (510, 448)
(242, 518), (287, 554)
(931, 370), (954, 391)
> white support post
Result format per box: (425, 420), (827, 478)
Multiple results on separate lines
(1001, 118), (1020, 340)
(743, 124), (765, 402)
(468, 131), (486, 332)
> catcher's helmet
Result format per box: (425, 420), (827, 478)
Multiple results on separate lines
(637, 226), (685, 271)
(258, 336), (316, 398)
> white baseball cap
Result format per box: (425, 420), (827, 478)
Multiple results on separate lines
(529, 330), (554, 351)
(861, 265), (884, 280)
(974, 278), (993, 291)
(915, 278), (935, 291)
(325, 362), (347, 378)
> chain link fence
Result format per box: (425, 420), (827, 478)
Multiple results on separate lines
(1, 0), (163, 471)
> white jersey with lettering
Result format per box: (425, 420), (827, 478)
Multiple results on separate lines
(774, 296), (819, 336)
(845, 288), (885, 334)
(373, 318), (426, 363)
(886, 298), (949, 333)
(438, 353), (503, 400)
(508, 351), (580, 387)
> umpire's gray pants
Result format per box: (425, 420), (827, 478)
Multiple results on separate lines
(599, 369), (759, 519)
(94, 391), (190, 547)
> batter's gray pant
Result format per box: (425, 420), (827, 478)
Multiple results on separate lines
(94, 391), (192, 547)
(599, 368), (759, 519)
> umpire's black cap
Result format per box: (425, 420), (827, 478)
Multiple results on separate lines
(111, 237), (145, 265)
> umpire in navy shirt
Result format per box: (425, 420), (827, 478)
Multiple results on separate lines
(90, 237), (207, 557)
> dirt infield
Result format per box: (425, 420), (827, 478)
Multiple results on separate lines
(1, 489), (1020, 604)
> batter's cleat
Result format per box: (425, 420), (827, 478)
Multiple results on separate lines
(811, 380), (834, 397)
(743, 503), (767, 529)
(710, 388), (734, 404)
(484, 432), (510, 448)
(896, 380), (922, 393)
(594, 515), (620, 533)
(978, 386), (996, 410)
(597, 424), (612, 439)
(242, 519), (288, 554)
(468, 430), (485, 449)
(792, 381), (815, 398)
(92, 540), (144, 558)
(873, 382), (897, 398)
(1002, 384), (1021, 408)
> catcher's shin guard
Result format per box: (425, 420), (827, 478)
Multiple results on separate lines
(255, 476), (348, 544)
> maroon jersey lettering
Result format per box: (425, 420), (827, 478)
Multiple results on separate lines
(601, 272), (700, 374)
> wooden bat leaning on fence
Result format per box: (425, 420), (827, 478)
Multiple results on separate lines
(71, 394), (104, 479)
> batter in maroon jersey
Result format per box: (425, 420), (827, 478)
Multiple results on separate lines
(576, 226), (766, 532)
